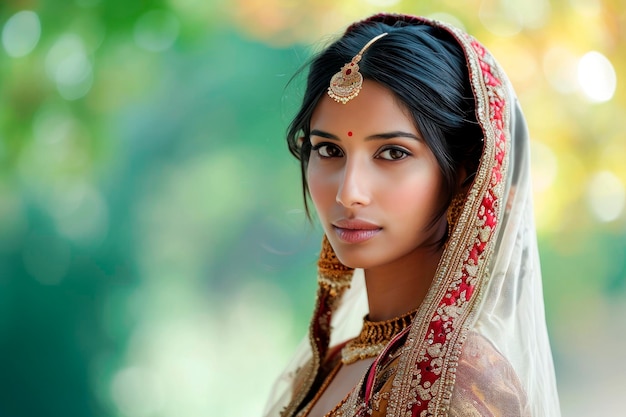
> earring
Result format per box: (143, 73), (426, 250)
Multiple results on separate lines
(447, 193), (466, 236)
(317, 235), (353, 296)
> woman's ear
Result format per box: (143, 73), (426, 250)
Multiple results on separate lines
(455, 166), (469, 193)
(460, 171), (476, 190)
(456, 162), (478, 195)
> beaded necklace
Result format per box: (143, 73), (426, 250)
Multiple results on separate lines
(341, 308), (418, 365)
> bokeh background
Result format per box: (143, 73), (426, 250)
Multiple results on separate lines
(0, 0), (624, 416)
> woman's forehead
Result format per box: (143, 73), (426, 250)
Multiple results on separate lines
(310, 80), (418, 136)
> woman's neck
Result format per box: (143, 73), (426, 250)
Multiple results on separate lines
(363, 244), (443, 322)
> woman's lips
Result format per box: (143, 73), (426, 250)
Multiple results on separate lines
(332, 219), (382, 244)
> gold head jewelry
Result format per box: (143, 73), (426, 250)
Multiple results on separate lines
(327, 32), (388, 104)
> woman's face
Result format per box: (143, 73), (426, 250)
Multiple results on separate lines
(307, 80), (447, 270)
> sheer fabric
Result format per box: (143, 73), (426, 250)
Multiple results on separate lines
(265, 14), (560, 417)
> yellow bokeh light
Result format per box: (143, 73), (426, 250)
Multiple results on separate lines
(586, 170), (625, 222)
(577, 51), (617, 103)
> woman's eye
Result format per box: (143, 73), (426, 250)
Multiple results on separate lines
(313, 143), (343, 158)
(377, 147), (410, 161)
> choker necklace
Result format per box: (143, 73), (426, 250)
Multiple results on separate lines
(341, 308), (418, 365)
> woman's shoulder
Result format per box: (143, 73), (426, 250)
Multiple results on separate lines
(448, 330), (531, 417)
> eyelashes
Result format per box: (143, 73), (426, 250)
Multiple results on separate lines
(311, 142), (344, 158)
(311, 142), (412, 161)
(377, 147), (411, 161)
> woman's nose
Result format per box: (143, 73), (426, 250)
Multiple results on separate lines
(335, 158), (371, 207)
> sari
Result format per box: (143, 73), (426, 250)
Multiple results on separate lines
(265, 14), (561, 417)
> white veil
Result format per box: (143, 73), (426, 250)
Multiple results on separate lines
(471, 93), (561, 416)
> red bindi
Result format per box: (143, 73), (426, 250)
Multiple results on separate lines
(348, 131), (353, 137)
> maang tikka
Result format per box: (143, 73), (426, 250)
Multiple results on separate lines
(327, 32), (388, 104)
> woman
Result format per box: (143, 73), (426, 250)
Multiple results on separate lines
(265, 13), (561, 417)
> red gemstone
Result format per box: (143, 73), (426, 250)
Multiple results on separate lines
(345, 69), (352, 75)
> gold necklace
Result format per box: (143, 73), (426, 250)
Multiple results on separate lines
(341, 309), (417, 365)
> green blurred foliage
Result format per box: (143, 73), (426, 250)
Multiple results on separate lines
(1, 1), (319, 416)
(0, 0), (624, 416)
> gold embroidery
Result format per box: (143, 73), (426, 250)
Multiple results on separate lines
(281, 236), (354, 417)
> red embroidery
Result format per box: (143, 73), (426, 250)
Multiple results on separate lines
(409, 36), (508, 416)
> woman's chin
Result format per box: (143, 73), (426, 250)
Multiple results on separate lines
(332, 250), (377, 270)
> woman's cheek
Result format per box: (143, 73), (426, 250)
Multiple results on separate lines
(307, 165), (331, 211)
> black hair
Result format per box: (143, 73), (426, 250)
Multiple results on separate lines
(287, 17), (483, 239)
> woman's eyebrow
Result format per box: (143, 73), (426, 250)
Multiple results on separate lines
(310, 130), (422, 142)
(310, 129), (340, 140)
(365, 131), (422, 141)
